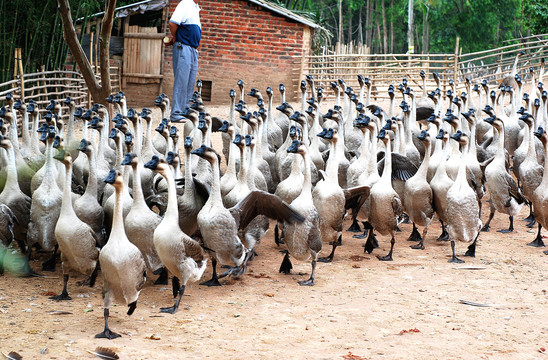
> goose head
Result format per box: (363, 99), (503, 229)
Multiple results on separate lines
(300, 80), (307, 94)
(121, 152), (137, 167)
(516, 106), (526, 115)
(265, 87), (273, 98)
(36, 123), (50, 143)
(420, 70), (426, 79)
(77, 139), (92, 154)
(355, 102), (365, 114)
(322, 108), (342, 123)
(481, 79), (489, 92)
(279, 83), (285, 94)
(377, 129), (389, 146)
(169, 125), (178, 142)
(461, 109), (476, 127)
(88, 116), (103, 130)
(42, 125), (56, 144)
(289, 125), (298, 140)
(402, 78), (408, 88)
(289, 111), (307, 127)
(534, 98), (541, 111)
(363, 77), (371, 88)
(275, 102), (293, 116)
(432, 72), (440, 86)
(245, 134), (255, 149)
(234, 101), (248, 116)
(399, 101), (410, 114)
(166, 151), (181, 168)
(484, 115), (503, 130)
(305, 105), (315, 118)
(472, 83), (480, 93)
(337, 78), (346, 91)
(522, 93), (529, 103)
(482, 104), (494, 116)
(354, 114), (370, 130)
(247, 88), (262, 99)
(344, 86), (354, 98)
(229, 89), (236, 100)
(388, 85), (395, 100)
(534, 126), (547, 144)
(403, 86), (414, 99)
(350, 93), (359, 105)
(233, 133), (244, 149)
(489, 90), (496, 104)
(426, 114), (441, 127)
(240, 112), (257, 130)
(64, 96), (75, 110)
(452, 96), (461, 111)
(443, 110), (458, 127)
(257, 107), (267, 121)
(26, 101), (37, 115)
(154, 94), (166, 108)
(184, 136), (193, 149)
(446, 89), (454, 102)
(287, 139), (307, 156)
(538, 82), (544, 93)
(190, 144), (219, 165)
(519, 113), (534, 127)
(237, 79), (244, 92)
(306, 74), (314, 87)
(144, 155), (167, 172)
(218, 121), (230, 133)
(436, 129), (448, 143)
(416, 129), (430, 146)
(109, 128), (120, 141)
(449, 130), (469, 146)
(126, 108), (137, 124)
(330, 81), (339, 93)
(139, 108), (152, 123)
(124, 132), (134, 152)
(104, 169), (123, 188)
(13, 99), (26, 113)
(74, 107), (84, 119)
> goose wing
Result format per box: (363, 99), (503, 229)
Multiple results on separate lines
(377, 153), (418, 180)
(211, 116), (224, 132)
(505, 172), (526, 204)
(416, 106), (434, 121)
(344, 185), (371, 211)
(192, 176), (211, 206)
(0, 204), (16, 245)
(392, 195), (403, 217)
(182, 236), (206, 263)
(229, 190), (305, 230)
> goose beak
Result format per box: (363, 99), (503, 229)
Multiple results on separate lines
(417, 130), (428, 141)
(77, 139), (88, 152)
(121, 153), (134, 166)
(484, 115), (496, 125)
(287, 139), (300, 153)
(190, 144), (208, 157)
(534, 127), (544, 138)
(166, 151), (175, 164)
(377, 129), (387, 140)
(104, 169), (117, 184)
(317, 128), (327, 138)
(108, 128), (118, 139)
(144, 155), (160, 170)
(233, 134), (242, 145)
(450, 131), (463, 141)
(436, 130), (445, 139)
(184, 136), (193, 148)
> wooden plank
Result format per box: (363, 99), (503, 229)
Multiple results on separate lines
(124, 33), (164, 39)
(123, 73), (163, 79)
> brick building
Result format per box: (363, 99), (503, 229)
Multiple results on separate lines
(71, 0), (320, 106)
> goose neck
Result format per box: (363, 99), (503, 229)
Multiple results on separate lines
(60, 162), (76, 217)
(111, 183), (127, 243)
(326, 140), (339, 184)
(3, 144), (19, 191)
(381, 137), (392, 181)
(84, 149), (98, 199)
(132, 163), (146, 207)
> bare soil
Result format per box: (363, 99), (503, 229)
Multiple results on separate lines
(1, 104), (548, 360)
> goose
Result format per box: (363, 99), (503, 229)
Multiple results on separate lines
(51, 150), (99, 300)
(304, 100), (327, 171)
(531, 126), (548, 249)
(178, 136), (209, 237)
(219, 89), (239, 164)
(95, 169), (146, 339)
(190, 144), (304, 285)
(282, 139), (321, 285)
(519, 116), (544, 245)
(482, 116), (525, 233)
(73, 139), (105, 247)
(27, 126), (62, 270)
(122, 153), (167, 284)
(321, 108), (350, 188)
(0, 204), (17, 274)
(143, 156), (207, 313)
(313, 129), (370, 262)
(403, 130), (434, 250)
(87, 115), (113, 200)
(25, 101), (45, 166)
(0, 135), (32, 275)
(497, 51), (526, 103)
(12, 99), (33, 161)
(224, 133), (251, 208)
(265, 86), (284, 150)
(219, 122), (239, 198)
(347, 113), (371, 187)
(240, 112), (272, 192)
(0, 108), (35, 196)
(275, 84), (291, 139)
(444, 131), (482, 262)
(368, 129), (403, 261)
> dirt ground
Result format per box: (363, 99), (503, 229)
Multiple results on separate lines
(1, 103), (548, 359)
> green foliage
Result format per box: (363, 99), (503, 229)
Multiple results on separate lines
(523, 0), (548, 34)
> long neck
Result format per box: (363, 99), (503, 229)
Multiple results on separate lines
(31, 113), (41, 151)
(359, 85), (365, 104)
(111, 183), (127, 243)
(416, 140), (431, 178)
(225, 133), (237, 177)
(381, 138), (392, 182)
(3, 145), (19, 191)
(301, 150), (312, 196)
(496, 126), (505, 158)
(247, 146), (257, 191)
(43, 139), (57, 182)
(237, 145), (247, 184)
(183, 148), (195, 197)
(134, 118), (143, 157)
(60, 162), (76, 217)
(132, 163), (146, 207)
(326, 139), (339, 185)
(114, 137), (123, 167)
(66, 107), (76, 144)
(208, 156), (222, 205)
(144, 119), (154, 151)
(84, 149), (98, 199)
(20, 111), (30, 145)
(541, 138), (548, 187)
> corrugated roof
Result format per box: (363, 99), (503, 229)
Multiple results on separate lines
(246, 0), (320, 29)
(77, 0), (321, 29)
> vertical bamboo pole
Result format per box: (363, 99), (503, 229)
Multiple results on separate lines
(41, 65), (46, 103)
(17, 48), (25, 101)
(453, 36), (460, 87)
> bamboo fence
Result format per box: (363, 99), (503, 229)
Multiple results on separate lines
(302, 34), (548, 100)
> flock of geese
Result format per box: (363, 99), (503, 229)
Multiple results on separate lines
(0, 55), (547, 338)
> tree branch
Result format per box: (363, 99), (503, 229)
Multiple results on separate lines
(99, 0), (117, 100)
(57, 0), (102, 103)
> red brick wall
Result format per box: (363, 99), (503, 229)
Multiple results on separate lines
(163, 0), (312, 105)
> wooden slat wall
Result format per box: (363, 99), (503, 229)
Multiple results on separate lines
(123, 26), (163, 84)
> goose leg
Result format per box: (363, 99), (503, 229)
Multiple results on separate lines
(346, 217), (362, 232)
(436, 220), (450, 241)
(523, 201), (535, 225)
(41, 244), (59, 272)
(161, 284), (186, 314)
(407, 223), (421, 242)
(481, 210), (495, 232)
(527, 224), (545, 247)
(497, 216), (514, 233)
(464, 234), (479, 257)
(200, 258), (222, 286)
(49, 274), (72, 301)
(448, 240), (464, 263)
(319, 234), (341, 263)
(377, 236), (395, 261)
(363, 225), (378, 254)
(278, 250), (293, 274)
(95, 308), (121, 340)
(274, 223), (284, 246)
(153, 267), (169, 285)
(410, 226), (427, 250)
(354, 221), (371, 239)
(298, 258), (316, 286)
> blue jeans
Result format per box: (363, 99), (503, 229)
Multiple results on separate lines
(171, 42), (198, 122)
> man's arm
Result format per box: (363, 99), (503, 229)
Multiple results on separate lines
(166, 21), (178, 46)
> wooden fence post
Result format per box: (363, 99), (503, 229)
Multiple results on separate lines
(453, 36), (460, 86)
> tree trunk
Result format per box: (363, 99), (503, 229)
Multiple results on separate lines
(347, 3), (352, 45)
(358, 5), (363, 45)
(389, 0), (394, 53)
(57, 0), (116, 105)
(365, 0), (372, 47)
(338, 0), (343, 44)
(381, 0), (388, 53)
(408, 0), (414, 54)
(422, 4), (429, 54)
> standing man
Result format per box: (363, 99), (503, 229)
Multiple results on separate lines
(166, 0), (201, 123)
